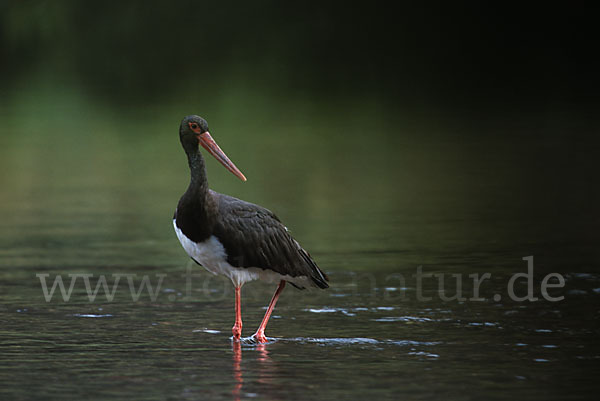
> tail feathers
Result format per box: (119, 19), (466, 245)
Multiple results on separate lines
(299, 248), (329, 289)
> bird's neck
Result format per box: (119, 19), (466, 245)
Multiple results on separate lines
(187, 149), (209, 194)
(176, 148), (216, 241)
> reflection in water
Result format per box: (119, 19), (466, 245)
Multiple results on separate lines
(229, 334), (448, 399)
(232, 341), (242, 401)
(232, 340), (272, 401)
(256, 343), (269, 362)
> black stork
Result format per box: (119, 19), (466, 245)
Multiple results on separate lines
(173, 115), (329, 343)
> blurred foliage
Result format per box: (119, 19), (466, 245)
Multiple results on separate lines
(0, 1), (597, 273)
(1, 1), (597, 113)
(0, 2), (597, 242)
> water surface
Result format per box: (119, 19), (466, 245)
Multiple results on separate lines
(0, 80), (598, 400)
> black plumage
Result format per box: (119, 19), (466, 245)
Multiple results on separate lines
(174, 115), (328, 289)
(212, 191), (329, 288)
(173, 115), (328, 342)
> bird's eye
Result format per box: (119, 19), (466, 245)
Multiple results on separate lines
(190, 123), (199, 130)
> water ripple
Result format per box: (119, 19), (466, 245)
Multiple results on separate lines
(408, 351), (440, 358)
(283, 337), (442, 347)
(373, 316), (434, 322)
(72, 313), (113, 318)
(193, 329), (221, 334)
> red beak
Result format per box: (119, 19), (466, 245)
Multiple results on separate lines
(197, 132), (247, 182)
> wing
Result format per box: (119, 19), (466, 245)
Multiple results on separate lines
(211, 191), (328, 289)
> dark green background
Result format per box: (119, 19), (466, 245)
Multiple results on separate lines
(1, 2), (598, 400)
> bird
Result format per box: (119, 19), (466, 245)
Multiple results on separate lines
(173, 115), (329, 343)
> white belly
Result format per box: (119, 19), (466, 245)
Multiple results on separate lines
(173, 220), (309, 288)
(173, 220), (259, 287)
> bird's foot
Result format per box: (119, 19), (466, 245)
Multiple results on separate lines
(232, 324), (242, 341)
(252, 331), (268, 344)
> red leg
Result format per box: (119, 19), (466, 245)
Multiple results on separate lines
(232, 286), (242, 340)
(253, 280), (286, 343)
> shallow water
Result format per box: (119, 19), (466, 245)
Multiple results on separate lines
(1, 80), (599, 400)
